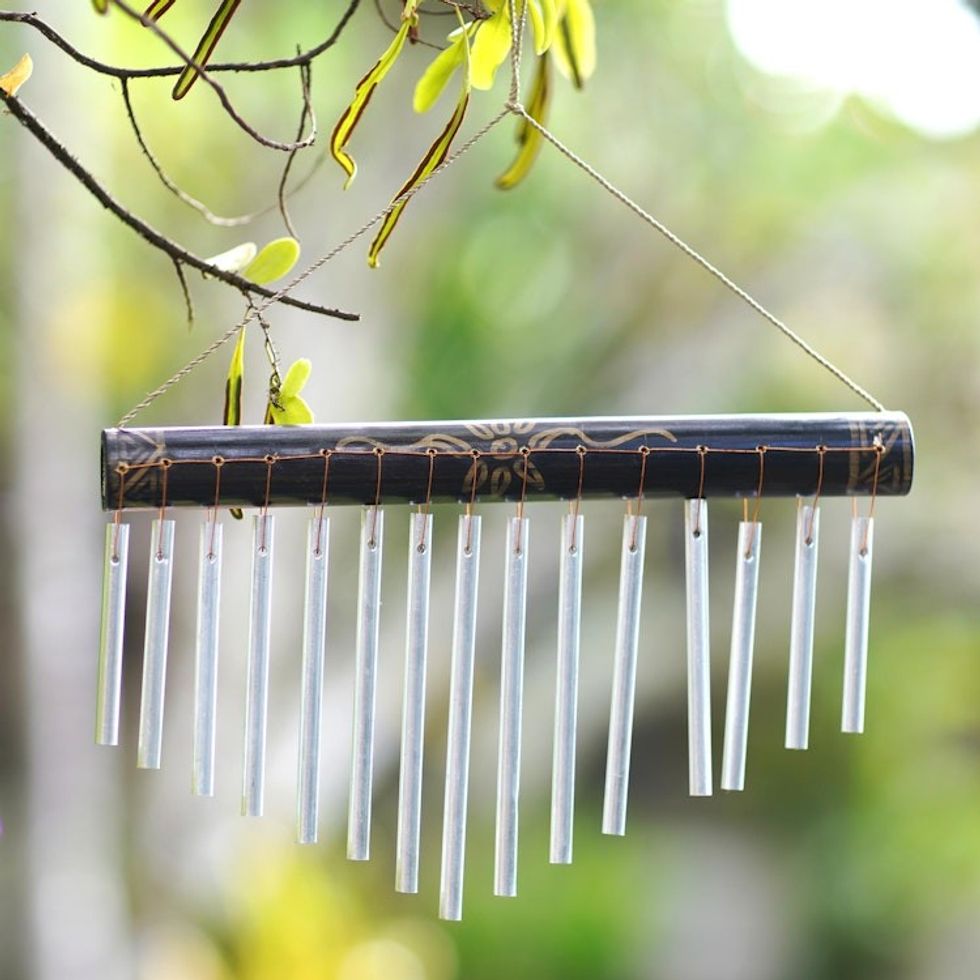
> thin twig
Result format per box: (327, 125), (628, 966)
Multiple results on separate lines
(121, 77), (260, 227)
(0, 2), (361, 78)
(0, 88), (358, 320)
(171, 257), (195, 328)
(108, 0), (312, 152)
(277, 61), (314, 239)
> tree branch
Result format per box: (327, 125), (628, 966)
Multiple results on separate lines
(0, 88), (358, 321)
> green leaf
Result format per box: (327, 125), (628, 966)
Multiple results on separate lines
(268, 358), (314, 425)
(204, 241), (257, 274)
(0, 53), (32, 97)
(469, 5), (513, 90)
(496, 53), (550, 190)
(413, 29), (474, 113)
(92, 0), (110, 14)
(331, 3), (420, 187)
(172, 0), (242, 101)
(143, 0), (178, 18)
(280, 358), (312, 399)
(243, 237), (301, 285)
(368, 89), (470, 268)
(269, 394), (314, 425)
(528, 0), (558, 55)
(223, 327), (245, 428)
(553, 0), (596, 89)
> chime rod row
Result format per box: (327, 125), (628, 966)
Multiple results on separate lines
(101, 412), (913, 510)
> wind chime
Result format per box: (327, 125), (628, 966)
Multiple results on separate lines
(97, 410), (913, 919)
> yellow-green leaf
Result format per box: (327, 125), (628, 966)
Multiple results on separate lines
(496, 53), (550, 190)
(144, 0), (178, 18)
(331, 3), (419, 187)
(0, 54), (33, 97)
(528, 0), (558, 55)
(469, 6), (513, 90)
(280, 358), (312, 399)
(553, 0), (596, 88)
(172, 0), (242, 101)
(413, 29), (473, 113)
(92, 0), (110, 14)
(223, 327), (245, 428)
(269, 394), (313, 425)
(243, 237), (301, 285)
(205, 241), (257, 274)
(268, 358), (314, 425)
(368, 90), (470, 268)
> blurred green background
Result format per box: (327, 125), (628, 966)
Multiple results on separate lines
(1, 2), (978, 978)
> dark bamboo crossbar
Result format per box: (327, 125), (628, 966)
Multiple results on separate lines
(101, 412), (914, 511)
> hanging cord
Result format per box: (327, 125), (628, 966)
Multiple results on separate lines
(417, 448), (437, 552)
(569, 445), (586, 552)
(155, 459), (171, 559)
(117, 1), (885, 427)
(514, 447), (531, 554)
(207, 456), (224, 559)
(315, 449), (332, 556)
(859, 437), (883, 555)
(627, 446), (649, 552)
(368, 448), (384, 548)
(743, 446), (766, 558)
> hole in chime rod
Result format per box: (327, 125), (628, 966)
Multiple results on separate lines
(96, 412), (912, 920)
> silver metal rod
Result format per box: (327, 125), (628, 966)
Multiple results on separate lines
(721, 521), (762, 792)
(137, 518), (175, 769)
(242, 513), (275, 816)
(685, 499), (712, 797)
(495, 515), (529, 896)
(602, 514), (647, 835)
(550, 511), (584, 864)
(348, 506), (384, 861)
(842, 515), (874, 734)
(396, 511), (432, 893)
(439, 514), (482, 921)
(786, 504), (820, 750)
(192, 518), (223, 796)
(297, 514), (330, 843)
(96, 522), (129, 746)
